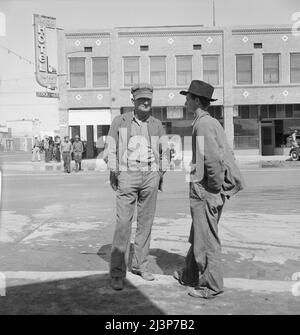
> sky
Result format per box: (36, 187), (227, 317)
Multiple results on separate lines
(0, 0), (299, 130)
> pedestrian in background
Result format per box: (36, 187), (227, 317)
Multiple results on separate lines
(169, 142), (176, 170)
(173, 80), (245, 299)
(31, 136), (41, 162)
(291, 130), (299, 148)
(106, 83), (168, 291)
(44, 136), (50, 163)
(72, 134), (84, 172)
(60, 136), (73, 173)
(48, 136), (54, 161)
(96, 136), (106, 156)
(54, 136), (61, 162)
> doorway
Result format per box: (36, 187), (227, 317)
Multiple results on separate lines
(261, 121), (275, 155)
(86, 125), (94, 158)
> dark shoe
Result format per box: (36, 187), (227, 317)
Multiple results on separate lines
(173, 270), (198, 287)
(131, 270), (154, 281)
(188, 287), (224, 299)
(110, 277), (124, 290)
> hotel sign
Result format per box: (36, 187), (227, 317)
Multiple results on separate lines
(33, 14), (57, 90)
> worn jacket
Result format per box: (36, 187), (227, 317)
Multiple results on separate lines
(106, 111), (168, 172)
(191, 110), (245, 198)
(106, 112), (168, 191)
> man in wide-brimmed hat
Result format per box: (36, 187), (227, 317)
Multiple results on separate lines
(173, 80), (245, 299)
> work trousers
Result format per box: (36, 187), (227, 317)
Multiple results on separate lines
(181, 182), (226, 295)
(54, 147), (61, 162)
(73, 152), (82, 171)
(110, 170), (160, 278)
(44, 149), (50, 162)
(62, 152), (71, 173)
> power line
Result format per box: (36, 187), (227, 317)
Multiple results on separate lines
(0, 77), (36, 82)
(0, 103), (58, 106)
(0, 91), (38, 94)
(0, 44), (35, 66)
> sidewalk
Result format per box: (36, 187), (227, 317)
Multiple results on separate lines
(1, 153), (298, 173)
(1, 271), (299, 314)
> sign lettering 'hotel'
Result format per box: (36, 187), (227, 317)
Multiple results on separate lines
(33, 14), (57, 90)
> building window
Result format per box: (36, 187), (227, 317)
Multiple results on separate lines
(236, 55), (252, 85)
(253, 43), (262, 49)
(92, 58), (108, 87)
(234, 119), (259, 149)
(193, 44), (202, 50)
(238, 105), (258, 119)
(263, 54), (279, 84)
(208, 106), (223, 119)
(69, 58), (86, 88)
(290, 53), (300, 83)
(150, 56), (166, 86)
(140, 45), (149, 51)
(203, 55), (219, 85)
(285, 105), (293, 118)
(176, 56), (192, 86)
(124, 57), (139, 87)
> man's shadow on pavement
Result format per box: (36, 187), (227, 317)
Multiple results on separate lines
(1, 273), (164, 315)
(97, 244), (185, 275)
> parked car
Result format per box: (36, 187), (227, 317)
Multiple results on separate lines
(288, 133), (300, 161)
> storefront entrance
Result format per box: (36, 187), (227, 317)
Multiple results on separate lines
(261, 121), (275, 155)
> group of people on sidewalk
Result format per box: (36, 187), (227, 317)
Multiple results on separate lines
(105, 80), (245, 299)
(31, 135), (84, 173)
(32, 135), (61, 163)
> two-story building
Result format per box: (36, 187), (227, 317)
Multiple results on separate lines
(57, 24), (300, 158)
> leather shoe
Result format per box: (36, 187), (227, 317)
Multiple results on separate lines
(131, 270), (154, 281)
(188, 287), (224, 299)
(110, 277), (124, 290)
(173, 270), (198, 287)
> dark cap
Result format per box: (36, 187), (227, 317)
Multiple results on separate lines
(131, 83), (153, 100)
(180, 80), (217, 101)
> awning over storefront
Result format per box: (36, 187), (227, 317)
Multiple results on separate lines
(69, 109), (111, 126)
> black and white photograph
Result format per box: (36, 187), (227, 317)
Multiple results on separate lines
(0, 0), (299, 319)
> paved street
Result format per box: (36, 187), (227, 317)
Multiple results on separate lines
(0, 155), (300, 314)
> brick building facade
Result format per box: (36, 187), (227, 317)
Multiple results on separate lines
(57, 24), (300, 157)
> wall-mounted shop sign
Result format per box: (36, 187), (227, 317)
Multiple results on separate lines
(36, 91), (59, 98)
(33, 14), (57, 90)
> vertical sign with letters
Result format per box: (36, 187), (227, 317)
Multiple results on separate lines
(33, 14), (57, 90)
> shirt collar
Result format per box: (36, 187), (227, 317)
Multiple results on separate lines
(192, 108), (208, 126)
(132, 111), (150, 124)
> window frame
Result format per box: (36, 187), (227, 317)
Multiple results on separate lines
(202, 54), (220, 86)
(175, 55), (193, 86)
(263, 53), (280, 84)
(150, 56), (167, 87)
(69, 57), (86, 88)
(236, 54), (253, 85)
(290, 53), (300, 84)
(92, 57), (109, 88)
(123, 56), (140, 87)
